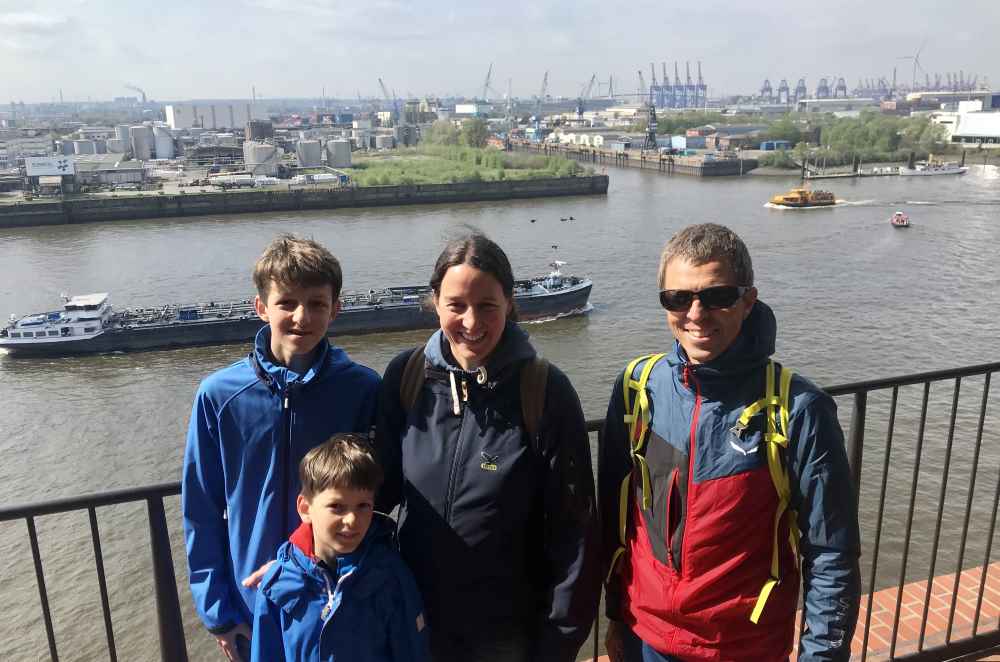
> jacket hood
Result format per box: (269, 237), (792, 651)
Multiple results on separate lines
(251, 325), (353, 393)
(666, 300), (777, 385)
(423, 320), (536, 382)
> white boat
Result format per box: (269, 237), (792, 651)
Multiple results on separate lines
(890, 211), (910, 228)
(899, 161), (968, 176)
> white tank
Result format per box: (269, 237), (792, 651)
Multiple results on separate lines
(326, 140), (351, 168)
(129, 126), (154, 160)
(73, 140), (96, 154)
(243, 141), (281, 176)
(94, 139), (108, 154)
(106, 138), (126, 154)
(153, 127), (175, 159)
(374, 135), (395, 150)
(57, 141), (75, 155)
(115, 125), (131, 144)
(296, 140), (322, 167)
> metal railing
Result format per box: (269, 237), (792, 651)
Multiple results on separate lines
(2, 360), (1000, 662)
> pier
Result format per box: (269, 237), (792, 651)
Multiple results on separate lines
(512, 140), (760, 176)
(3, 358), (1000, 661)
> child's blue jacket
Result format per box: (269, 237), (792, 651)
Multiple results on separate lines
(182, 326), (380, 632)
(251, 514), (430, 662)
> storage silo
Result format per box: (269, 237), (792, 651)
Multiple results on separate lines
(129, 126), (154, 160)
(115, 125), (131, 145)
(94, 139), (108, 154)
(374, 135), (395, 150)
(326, 140), (352, 168)
(296, 140), (322, 167)
(106, 138), (126, 154)
(73, 140), (96, 155)
(153, 126), (175, 159)
(56, 140), (75, 155)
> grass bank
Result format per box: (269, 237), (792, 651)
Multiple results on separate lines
(344, 145), (589, 186)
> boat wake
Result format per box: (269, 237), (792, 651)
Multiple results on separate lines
(903, 200), (937, 206)
(523, 302), (593, 325)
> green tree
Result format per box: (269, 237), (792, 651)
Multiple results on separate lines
(460, 118), (490, 148)
(424, 120), (460, 146)
(762, 116), (802, 144)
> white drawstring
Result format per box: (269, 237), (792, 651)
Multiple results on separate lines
(449, 371), (461, 415)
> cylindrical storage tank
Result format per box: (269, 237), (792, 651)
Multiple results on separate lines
(295, 140), (322, 167)
(106, 138), (126, 153)
(153, 126), (175, 159)
(115, 125), (131, 144)
(73, 140), (96, 154)
(94, 139), (107, 154)
(325, 140), (351, 168)
(129, 126), (154, 160)
(374, 135), (394, 150)
(57, 140), (75, 155)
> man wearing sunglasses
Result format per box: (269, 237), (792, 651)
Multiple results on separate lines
(599, 223), (860, 662)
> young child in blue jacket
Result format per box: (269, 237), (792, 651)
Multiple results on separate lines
(251, 433), (430, 662)
(182, 235), (380, 660)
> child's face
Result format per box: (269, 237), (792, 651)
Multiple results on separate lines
(297, 486), (375, 561)
(254, 279), (338, 367)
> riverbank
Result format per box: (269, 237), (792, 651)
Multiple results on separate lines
(0, 175), (609, 228)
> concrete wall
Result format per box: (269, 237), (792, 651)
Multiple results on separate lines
(0, 176), (609, 228)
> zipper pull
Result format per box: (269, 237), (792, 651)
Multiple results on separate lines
(284, 395), (290, 409)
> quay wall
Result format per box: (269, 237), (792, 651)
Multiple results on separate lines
(513, 141), (758, 177)
(0, 175), (610, 229)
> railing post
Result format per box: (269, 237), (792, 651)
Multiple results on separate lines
(847, 390), (867, 509)
(146, 497), (189, 662)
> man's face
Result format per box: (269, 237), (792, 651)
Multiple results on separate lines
(254, 280), (339, 367)
(297, 485), (375, 562)
(662, 258), (757, 365)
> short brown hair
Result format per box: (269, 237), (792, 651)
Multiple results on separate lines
(299, 433), (383, 499)
(253, 234), (343, 300)
(658, 223), (754, 289)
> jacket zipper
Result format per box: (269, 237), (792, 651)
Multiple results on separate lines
(665, 467), (680, 569)
(279, 391), (293, 537)
(680, 364), (701, 579)
(443, 374), (470, 524)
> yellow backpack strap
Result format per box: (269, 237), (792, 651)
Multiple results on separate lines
(606, 353), (667, 583)
(749, 361), (797, 624)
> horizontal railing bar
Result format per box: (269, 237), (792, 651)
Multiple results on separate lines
(894, 628), (1000, 661)
(822, 360), (1000, 396)
(0, 482), (181, 522)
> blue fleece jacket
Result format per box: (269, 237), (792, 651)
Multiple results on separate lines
(251, 515), (430, 662)
(182, 326), (380, 633)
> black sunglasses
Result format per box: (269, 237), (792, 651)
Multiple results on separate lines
(658, 286), (750, 312)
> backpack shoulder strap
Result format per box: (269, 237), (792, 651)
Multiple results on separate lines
(520, 356), (549, 449)
(399, 346), (426, 412)
(605, 352), (668, 584)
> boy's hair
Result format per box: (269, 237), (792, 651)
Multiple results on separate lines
(658, 223), (754, 289)
(253, 234), (343, 301)
(299, 433), (383, 499)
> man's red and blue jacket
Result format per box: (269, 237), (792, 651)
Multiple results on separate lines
(598, 301), (861, 661)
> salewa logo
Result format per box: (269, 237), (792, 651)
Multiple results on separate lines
(480, 452), (499, 471)
(728, 438), (759, 456)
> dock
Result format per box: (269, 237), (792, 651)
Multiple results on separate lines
(512, 140), (759, 177)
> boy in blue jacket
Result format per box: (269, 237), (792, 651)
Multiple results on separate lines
(182, 235), (380, 661)
(251, 434), (430, 662)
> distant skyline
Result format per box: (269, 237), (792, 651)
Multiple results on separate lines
(1, 0), (999, 104)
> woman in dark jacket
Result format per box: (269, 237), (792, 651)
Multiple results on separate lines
(376, 233), (600, 662)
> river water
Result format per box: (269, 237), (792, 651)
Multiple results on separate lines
(2, 164), (999, 660)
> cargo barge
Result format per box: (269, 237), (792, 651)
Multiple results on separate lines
(1, 263), (592, 357)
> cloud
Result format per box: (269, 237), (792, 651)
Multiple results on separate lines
(0, 11), (74, 33)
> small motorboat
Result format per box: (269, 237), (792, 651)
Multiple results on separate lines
(890, 211), (910, 228)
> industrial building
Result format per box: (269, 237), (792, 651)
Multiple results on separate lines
(165, 102), (267, 130)
(796, 97), (880, 115)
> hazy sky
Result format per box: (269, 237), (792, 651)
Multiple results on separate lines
(2, 0), (998, 103)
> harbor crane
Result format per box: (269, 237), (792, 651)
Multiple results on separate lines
(482, 63), (494, 102)
(377, 77), (399, 125)
(124, 83), (147, 104)
(533, 71), (548, 124)
(576, 73), (597, 116)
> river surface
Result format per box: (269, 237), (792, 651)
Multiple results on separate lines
(2, 164), (1000, 660)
